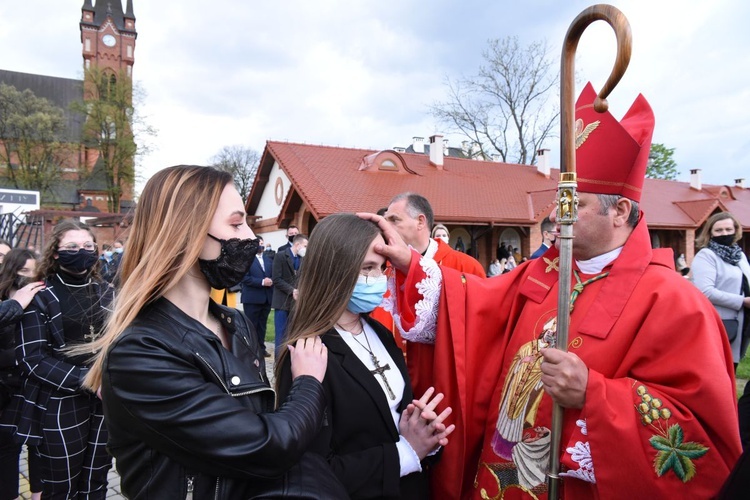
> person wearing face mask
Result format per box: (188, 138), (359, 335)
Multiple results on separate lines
(277, 225), (300, 253)
(99, 244), (114, 283)
(276, 213), (455, 499)
(241, 237), (274, 357)
(0, 220), (115, 499)
(75, 165), (344, 499)
(431, 224), (450, 245)
(272, 233), (308, 354)
(692, 212), (750, 370)
(0, 248), (44, 500)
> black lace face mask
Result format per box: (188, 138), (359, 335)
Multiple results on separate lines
(198, 234), (259, 289)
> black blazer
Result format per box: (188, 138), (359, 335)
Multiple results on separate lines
(241, 254), (274, 305)
(277, 316), (428, 499)
(271, 249), (298, 311)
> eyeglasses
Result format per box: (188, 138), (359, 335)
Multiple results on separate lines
(58, 242), (97, 253)
(359, 266), (387, 285)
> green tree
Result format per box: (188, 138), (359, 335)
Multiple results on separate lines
(647, 143), (679, 180)
(0, 83), (66, 198)
(72, 67), (155, 213)
(431, 36), (559, 165)
(211, 145), (261, 201)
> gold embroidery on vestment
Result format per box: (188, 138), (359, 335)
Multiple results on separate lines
(544, 257), (559, 273)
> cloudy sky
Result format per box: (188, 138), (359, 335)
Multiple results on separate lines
(1, 0), (748, 192)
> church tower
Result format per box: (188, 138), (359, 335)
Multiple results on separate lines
(80, 1), (137, 78)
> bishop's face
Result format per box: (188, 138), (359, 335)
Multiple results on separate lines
(551, 192), (618, 261)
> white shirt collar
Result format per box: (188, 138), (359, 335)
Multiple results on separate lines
(422, 239), (438, 260)
(576, 246), (623, 274)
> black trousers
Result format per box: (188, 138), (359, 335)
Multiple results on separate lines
(37, 393), (111, 499)
(243, 302), (271, 351)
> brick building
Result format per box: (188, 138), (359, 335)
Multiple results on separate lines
(0, 1), (137, 246)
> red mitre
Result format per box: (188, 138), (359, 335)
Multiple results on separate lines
(574, 82), (655, 202)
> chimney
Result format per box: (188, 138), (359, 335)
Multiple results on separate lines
(393, 146), (406, 153)
(735, 178), (745, 188)
(470, 141), (481, 160)
(491, 154), (501, 162)
(429, 135), (444, 169)
(690, 169), (702, 190)
(412, 136), (425, 154)
(536, 148), (551, 177)
(443, 138), (449, 156)
(461, 141), (469, 156)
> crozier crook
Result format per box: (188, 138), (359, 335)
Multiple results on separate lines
(547, 5), (632, 499)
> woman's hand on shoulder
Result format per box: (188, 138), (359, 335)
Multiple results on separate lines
(9, 281), (45, 310)
(288, 336), (328, 383)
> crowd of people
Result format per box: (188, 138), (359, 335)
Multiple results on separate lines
(0, 81), (748, 500)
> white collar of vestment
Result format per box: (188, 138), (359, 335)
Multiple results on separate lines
(420, 238), (438, 260)
(576, 246), (623, 274)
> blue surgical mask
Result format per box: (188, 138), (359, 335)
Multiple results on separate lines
(347, 274), (388, 314)
(104, 251), (113, 258)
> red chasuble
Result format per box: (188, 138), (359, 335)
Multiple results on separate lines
(396, 217), (741, 499)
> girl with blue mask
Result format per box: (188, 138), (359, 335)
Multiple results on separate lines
(276, 213), (455, 499)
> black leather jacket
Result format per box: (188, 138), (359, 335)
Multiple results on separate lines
(102, 298), (338, 499)
(0, 299), (24, 369)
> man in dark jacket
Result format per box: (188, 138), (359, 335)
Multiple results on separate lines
(272, 234), (307, 353)
(241, 238), (274, 357)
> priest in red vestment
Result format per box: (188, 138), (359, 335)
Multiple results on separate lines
(363, 83), (742, 499)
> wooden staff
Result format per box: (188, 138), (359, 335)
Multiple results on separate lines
(547, 5), (631, 499)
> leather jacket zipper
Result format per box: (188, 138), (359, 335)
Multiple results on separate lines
(215, 477), (220, 500)
(186, 475), (194, 500)
(194, 352), (275, 398)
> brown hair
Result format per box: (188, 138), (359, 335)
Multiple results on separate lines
(0, 248), (37, 299)
(695, 212), (742, 249)
(82, 165), (233, 390)
(35, 219), (100, 281)
(274, 213), (381, 388)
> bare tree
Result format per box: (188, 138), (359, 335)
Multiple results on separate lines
(211, 145), (261, 201)
(431, 36), (559, 165)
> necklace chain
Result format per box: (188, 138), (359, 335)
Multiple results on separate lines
(55, 273), (92, 288)
(55, 274), (99, 344)
(336, 319), (396, 400)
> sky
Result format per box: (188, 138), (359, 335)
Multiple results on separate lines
(1, 0), (749, 193)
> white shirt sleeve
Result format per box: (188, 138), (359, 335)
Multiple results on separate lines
(395, 437), (423, 476)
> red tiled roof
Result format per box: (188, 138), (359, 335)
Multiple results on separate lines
(248, 141), (750, 230)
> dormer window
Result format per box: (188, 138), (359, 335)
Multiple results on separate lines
(380, 159), (397, 171)
(358, 150), (413, 174)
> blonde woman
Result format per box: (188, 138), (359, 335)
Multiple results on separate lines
(82, 165), (346, 498)
(431, 224), (450, 245)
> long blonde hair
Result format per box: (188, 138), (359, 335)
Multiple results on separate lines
(83, 165), (233, 390)
(274, 213), (381, 388)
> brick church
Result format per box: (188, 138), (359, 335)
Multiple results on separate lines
(0, 0), (137, 245)
(0, 1), (137, 211)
